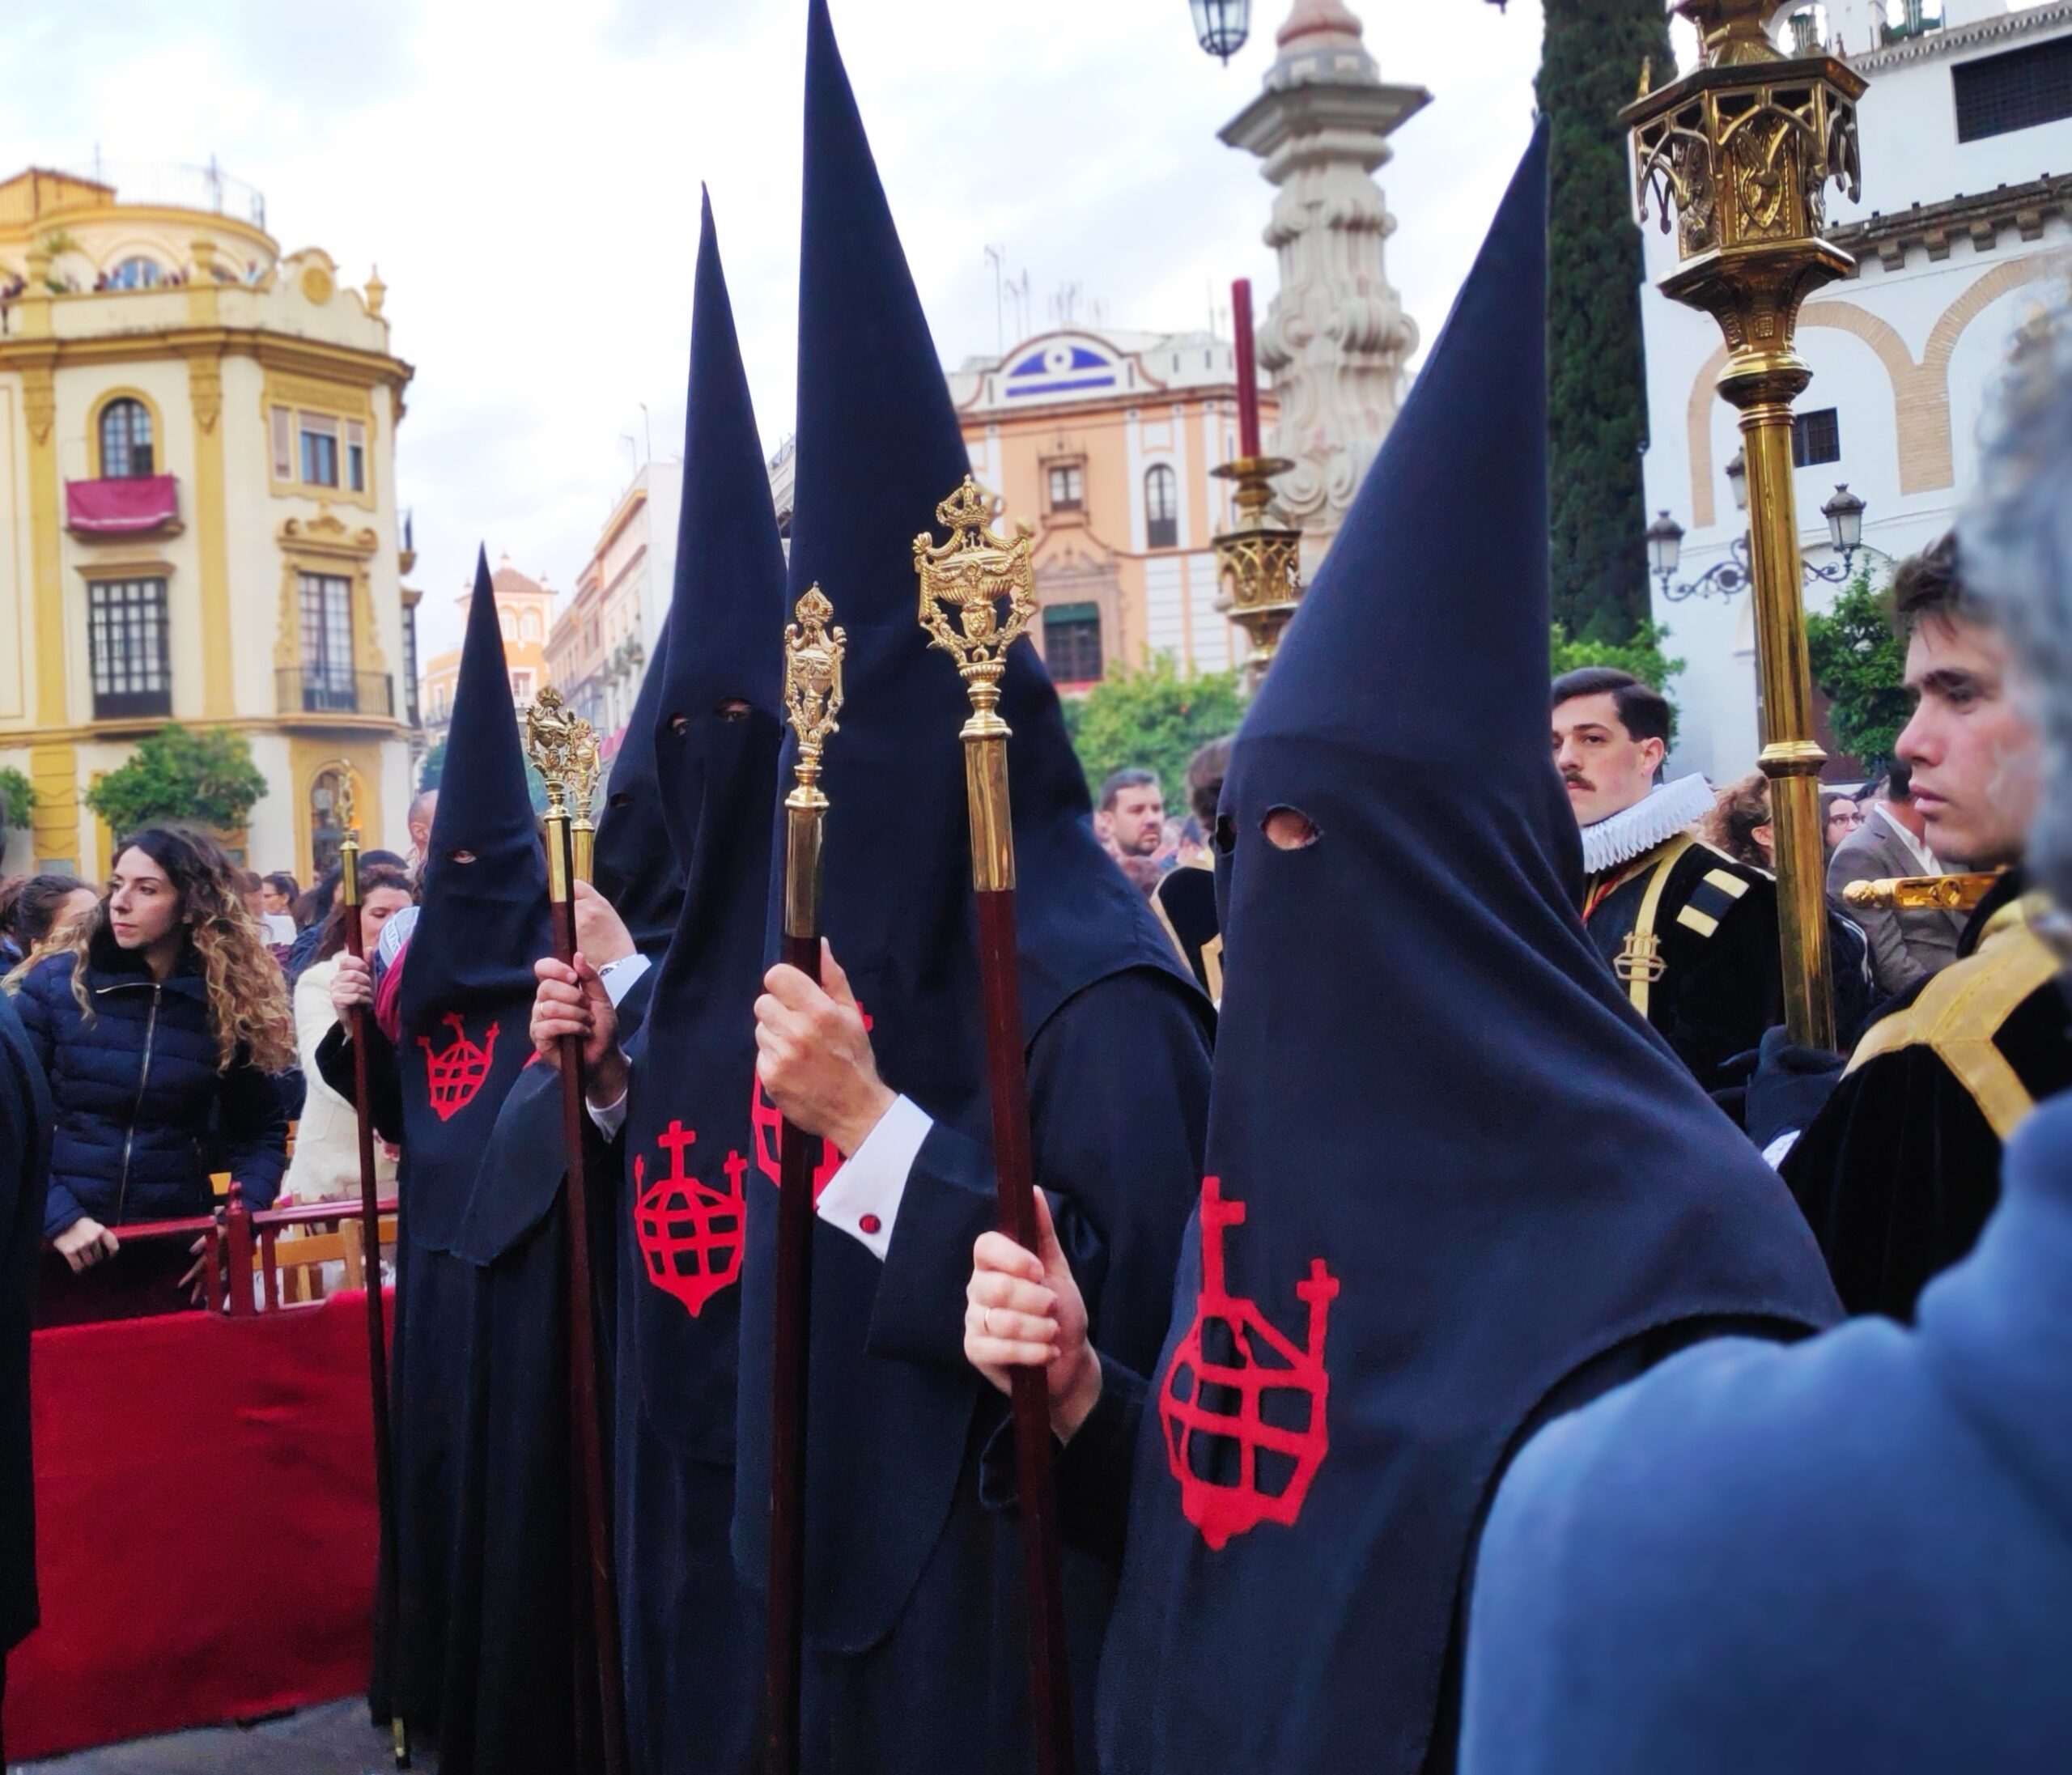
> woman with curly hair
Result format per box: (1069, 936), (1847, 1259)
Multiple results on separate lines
(10, 826), (292, 1320)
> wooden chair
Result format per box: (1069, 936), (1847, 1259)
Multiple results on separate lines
(339, 1213), (401, 1292)
(264, 1221), (351, 1307)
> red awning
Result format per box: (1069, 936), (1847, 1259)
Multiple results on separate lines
(66, 474), (179, 535)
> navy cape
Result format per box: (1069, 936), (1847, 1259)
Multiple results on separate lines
(1464, 1083), (2072, 1771)
(615, 193), (782, 1775)
(388, 548), (551, 1735)
(1088, 126), (1840, 1775)
(0, 988), (52, 1658)
(728, 7), (1212, 1770)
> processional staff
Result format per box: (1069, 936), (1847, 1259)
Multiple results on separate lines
(766, 586), (847, 1775)
(331, 762), (412, 1772)
(915, 479), (1076, 1775)
(522, 691), (627, 1775)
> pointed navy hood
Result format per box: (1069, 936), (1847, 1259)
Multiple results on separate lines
(403, 550), (552, 1251)
(1098, 125), (1840, 1775)
(781, 0), (1193, 1069)
(621, 193), (784, 1461)
(592, 611), (681, 958)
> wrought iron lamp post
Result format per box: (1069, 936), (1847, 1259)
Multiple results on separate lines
(1623, 0), (1866, 1051)
(1645, 479), (1879, 601)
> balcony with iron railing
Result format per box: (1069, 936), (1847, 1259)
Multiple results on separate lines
(277, 668), (394, 719)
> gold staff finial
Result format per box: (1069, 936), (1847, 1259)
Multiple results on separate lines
(915, 478), (1035, 894)
(781, 586), (847, 943)
(568, 722), (603, 883)
(783, 585), (847, 805)
(914, 477), (1038, 741)
(524, 685), (600, 904)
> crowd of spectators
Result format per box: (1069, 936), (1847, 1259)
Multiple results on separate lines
(0, 794), (435, 1325)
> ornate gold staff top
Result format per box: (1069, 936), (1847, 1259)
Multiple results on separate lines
(783, 586), (847, 940)
(914, 477), (1038, 893)
(329, 758), (363, 911)
(569, 723), (603, 885)
(523, 684), (599, 905)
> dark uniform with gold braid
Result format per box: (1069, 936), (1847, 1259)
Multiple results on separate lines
(1582, 816), (1783, 1094)
(1151, 861), (1222, 1004)
(1782, 870), (2072, 1321)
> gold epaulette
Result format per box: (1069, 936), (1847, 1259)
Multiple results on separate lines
(1844, 892), (2060, 1139)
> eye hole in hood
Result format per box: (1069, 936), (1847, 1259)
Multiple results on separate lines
(1263, 805), (1320, 851)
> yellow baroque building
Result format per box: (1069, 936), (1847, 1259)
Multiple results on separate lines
(0, 164), (419, 884)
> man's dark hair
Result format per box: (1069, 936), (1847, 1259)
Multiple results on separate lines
(1890, 532), (1978, 635)
(1186, 735), (1235, 827)
(1550, 666), (1671, 745)
(1100, 766), (1160, 813)
(1884, 760), (1913, 803)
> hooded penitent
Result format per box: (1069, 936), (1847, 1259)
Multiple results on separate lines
(614, 192), (783, 1775)
(729, 6), (1211, 1769)
(390, 548), (552, 1735)
(1092, 126), (1840, 1775)
(593, 611), (686, 959)
(435, 631), (682, 1775)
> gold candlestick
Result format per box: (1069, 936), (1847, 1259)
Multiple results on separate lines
(1623, 0), (1865, 1051)
(1211, 454), (1303, 693)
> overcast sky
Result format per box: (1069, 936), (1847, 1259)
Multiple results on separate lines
(11, 0), (1554, 660)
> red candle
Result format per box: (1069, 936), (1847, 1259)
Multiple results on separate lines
(1232, 278), (1261, 458)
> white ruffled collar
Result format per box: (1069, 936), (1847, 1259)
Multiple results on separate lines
(1579, 773), (1716, 876)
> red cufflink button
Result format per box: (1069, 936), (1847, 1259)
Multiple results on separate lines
(859, 1213), (882, 1236)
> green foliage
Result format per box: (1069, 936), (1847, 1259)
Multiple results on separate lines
(0, 766), (36, 829)
(1539, 0), (1673, 643)
(83, 726), (268, 837)
(1062, 656), (1244, 809)
(1806, 567), (1910, 770)
(1552, 619), (1684, 740)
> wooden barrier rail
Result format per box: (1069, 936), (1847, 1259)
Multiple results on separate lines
(46, 1188), (401, 1317)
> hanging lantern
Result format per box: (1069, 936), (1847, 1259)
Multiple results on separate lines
(1644, 510), (1686, 583)
(1821, 482), (1866, 558)
(1189, 0), (1251, 62)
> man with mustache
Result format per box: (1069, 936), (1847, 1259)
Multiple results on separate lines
(1555, 668), (1782, 1089)
(1775, 533), (2072, 1320)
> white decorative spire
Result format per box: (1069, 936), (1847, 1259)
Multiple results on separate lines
(1220, 0), (1430, 575)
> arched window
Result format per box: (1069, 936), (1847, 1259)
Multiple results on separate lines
(500, 609), (516, 641)
(310, 767), (349, 877)
(1144, 464), (1179, 550)
(107, 257), (163, 291)
(99, 398), (155, 479)
(520, 609), (541, 643)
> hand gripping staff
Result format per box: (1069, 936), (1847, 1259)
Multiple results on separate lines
(766, 587), (847, 1775)
(915, 479), (1076, 1775)
(333, 764), (413, 1772)
(522, 692), (627, 1775)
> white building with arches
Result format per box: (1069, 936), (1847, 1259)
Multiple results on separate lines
(1643, 0), (2072, 781)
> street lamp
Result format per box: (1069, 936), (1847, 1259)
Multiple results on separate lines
(1190, 0), (1251, 62)
(1646, 484), (1880, 602)
(1624, 0), (1866, 1051)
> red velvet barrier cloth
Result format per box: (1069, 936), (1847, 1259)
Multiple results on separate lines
(7, 1292), (383, 1760)
(64, 474), (179, 534)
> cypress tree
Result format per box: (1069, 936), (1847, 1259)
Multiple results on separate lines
(1537, 0), (1675, 641)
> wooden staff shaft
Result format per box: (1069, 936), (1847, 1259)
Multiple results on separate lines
(546, 813), (628, 1775)
(957, 718), (1075, 1775)
(765, 914), (822, 1775)
(340, 843), (410, 1769)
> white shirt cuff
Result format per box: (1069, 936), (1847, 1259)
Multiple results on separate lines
(597, 951), (652, 1008)
(815, 1094), (932, 1261)
(1761, 1129), (1801, 1170)
(588, 1086), (629, 1140)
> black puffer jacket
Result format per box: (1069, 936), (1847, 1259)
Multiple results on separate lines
(13, 929), (288, 1236)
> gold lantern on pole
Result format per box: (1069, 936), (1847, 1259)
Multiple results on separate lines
(1623, 0), (1866, 1051)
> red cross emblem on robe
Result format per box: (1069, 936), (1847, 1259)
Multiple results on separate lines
(634, 1119), (745, 1317)
(418, 1013), (499, 1122)
(1158, 1175), (1339, 1550)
